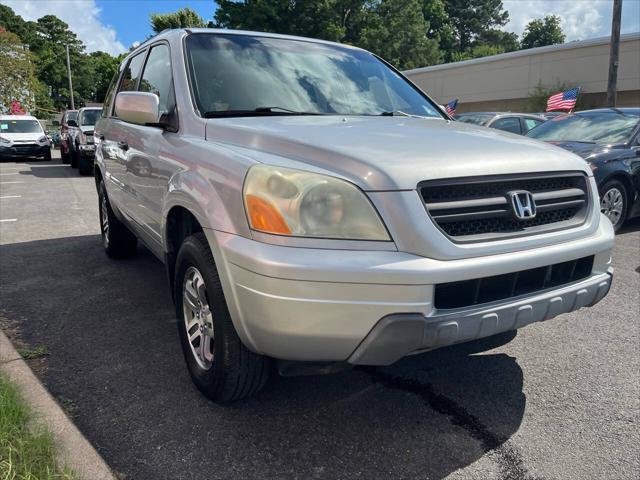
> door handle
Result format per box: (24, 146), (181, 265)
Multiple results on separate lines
(117, 141), (129, 151)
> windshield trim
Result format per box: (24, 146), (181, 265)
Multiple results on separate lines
(183, 32), (447, 121)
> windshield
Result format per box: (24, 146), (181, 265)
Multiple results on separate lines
(456, 114), (492, 126)
(185, 34), (443, 118)
(527, 112), (639, 144)
(0, 119), (42, 134)
(79, 109), (101, 126)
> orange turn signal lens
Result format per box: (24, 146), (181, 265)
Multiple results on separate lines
(246, 194), (291, 235)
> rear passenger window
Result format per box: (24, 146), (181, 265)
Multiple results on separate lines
(138, 44), (174, 116)
(101, 73), (119, 117)
(119, 51), (146, 93)
(491, 117), (522, 134)
(523, 118), (543, 133)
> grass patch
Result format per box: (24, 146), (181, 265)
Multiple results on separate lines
(17, 346), (48, 360)
(0, 374), (74, 479)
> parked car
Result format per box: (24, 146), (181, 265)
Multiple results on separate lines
(59, 109), (78, 163)
(95, 29), (614, 402)
(527, 108), (640, 231)
(69, 107), (101, 175)
(0, 115), (51, 161)
(456, 112), (546, 135)
(536, 111), (566, 120)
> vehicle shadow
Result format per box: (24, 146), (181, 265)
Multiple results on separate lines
(18, 165), (78, 179)
(0, 235), (526, 480)
(618, 216), (640, 234)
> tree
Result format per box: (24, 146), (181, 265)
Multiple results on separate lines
(88, 51), (120, 102)
(521, 15), (565, 50)
(0, 28), (38, 114)
(360, 0), (442, 69)
(443, 0), (509, 57)
(150, 7), (208, 34)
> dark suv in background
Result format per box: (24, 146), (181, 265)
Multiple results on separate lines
(59, 109), (78, 164)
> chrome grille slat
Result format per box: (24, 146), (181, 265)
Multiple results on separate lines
(419, 172), (591, 242)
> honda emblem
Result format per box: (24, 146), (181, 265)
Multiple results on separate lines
(507, 190), (536, 220)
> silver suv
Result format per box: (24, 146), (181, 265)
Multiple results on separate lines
(95, 29), (614, 402)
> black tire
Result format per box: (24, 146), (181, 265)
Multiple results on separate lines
(70, 146), (78, 168)
(78, 155), (92, 175)
(98, 180), (137, 258)
(43, 150), (52, 161)
(175, 233), (270, 403)
(599, 179), (628, 232)
(446, 330), (517, 356)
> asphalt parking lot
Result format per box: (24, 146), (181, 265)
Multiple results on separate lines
(1, 150), (639, 480)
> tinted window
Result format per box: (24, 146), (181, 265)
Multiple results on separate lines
(522, 118), (543, 133)
(119, 51), (146, 93)
(139, 44), (174, 115)
(64, 111), (78, 123)
(491, 117), (521, 134)
(79, 109), (101, 126)
(102, 73), (119, 117)
(185, 34), (443, 118)
(527, 112), (640, 144)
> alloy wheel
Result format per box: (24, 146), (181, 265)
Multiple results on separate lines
(101, 193), (109, 249)
(182, 266), (215, 370)
(600, 187), (624, 228)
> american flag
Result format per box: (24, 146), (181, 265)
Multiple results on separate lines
(445, 98), (458, 116)
(546, 87), (580, 112)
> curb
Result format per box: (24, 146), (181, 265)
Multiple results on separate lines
(0, 330), (116, 480)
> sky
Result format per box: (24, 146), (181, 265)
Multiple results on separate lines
(1, 0), (639, 56)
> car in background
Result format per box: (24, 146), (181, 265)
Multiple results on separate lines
(59, 109), (78, 163)
(527, 108), (640, 231)
(69, 107), (101, 175)
(0, 115), (51, 161)
(456, 112), (546, 135)
(536, 111), (565, 120)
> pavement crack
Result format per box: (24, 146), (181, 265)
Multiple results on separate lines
(363, 367), (542, 480)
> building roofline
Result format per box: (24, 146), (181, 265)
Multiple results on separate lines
(404, 32), (640, 75)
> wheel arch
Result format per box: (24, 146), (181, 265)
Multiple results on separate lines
(599, 171), (634, 204)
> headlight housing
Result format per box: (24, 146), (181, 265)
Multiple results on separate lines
(0, 136), (11, 145)
(37, 135), (48, 145)
(244, 165), (390, 241)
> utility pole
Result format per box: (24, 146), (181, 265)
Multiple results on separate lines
(607, 0), (623, 107)
(65, 44), (75, 110)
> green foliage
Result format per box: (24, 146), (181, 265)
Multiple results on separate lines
(150, 7), (208, 34)
(0, 28), (38, 114)
(443, 0), (510, 56)
(0, 374), (75, 479)
(527, 81), (585, 113)
(17, 345), (48, 360)
(521, 15), (565, 50)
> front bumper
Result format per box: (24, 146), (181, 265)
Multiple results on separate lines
(78, 145), (95, 157)
(206, 215), (614, 363)
(0, 144), (49, 158)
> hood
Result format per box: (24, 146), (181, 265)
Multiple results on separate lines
(0, 132), (45, 143)
(546, 141), (624, 160)
(80, 126), (94, 134)
(205, 116), (590, 191)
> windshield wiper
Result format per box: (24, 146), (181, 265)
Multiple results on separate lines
(379, 110), (430, 119)
(203, 107), (325, 118)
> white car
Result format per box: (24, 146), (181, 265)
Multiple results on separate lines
(0, 115), (51, 161)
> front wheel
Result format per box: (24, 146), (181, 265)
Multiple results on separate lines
(175, 233), (270, 403)
(70, 147), (78, 168)
(43, 150), (51, 161)
(98, 180), (137, 258)
(599, 179), (628, 232)
(78, 155), (92, 175)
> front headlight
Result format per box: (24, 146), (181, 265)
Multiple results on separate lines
(0, 137), (11, 145)
(244, 165), (390, 241)
(37, 135), (48, 145)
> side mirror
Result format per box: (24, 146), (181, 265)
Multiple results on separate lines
(67, 119), (78, 127)
(115, 91), (160, 126)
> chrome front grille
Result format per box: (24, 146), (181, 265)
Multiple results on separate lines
(419, 172), (590, 242)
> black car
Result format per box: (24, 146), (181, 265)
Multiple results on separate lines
(455, 112), (546, 135)
(527, 108), (640, 231)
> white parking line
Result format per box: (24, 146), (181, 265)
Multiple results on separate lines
(0, 172), (19, 176)
(0, 219), (17, 223)
(0, 195), (21, 199)
(0, 181), (24, 184)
